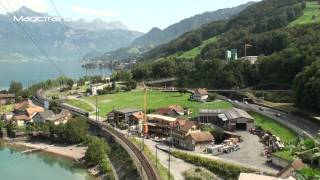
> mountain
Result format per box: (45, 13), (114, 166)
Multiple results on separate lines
(67, 19), (128, 31)
(92, 1), (257, 62)
(143, 0), (306, 60)
(0, 6), (143, 61)
(130, 1), (257, 48)
(131, 0), (320, 111)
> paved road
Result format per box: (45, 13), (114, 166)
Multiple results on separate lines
(235, 101), (320, 139)
(142, 138), (196, 180)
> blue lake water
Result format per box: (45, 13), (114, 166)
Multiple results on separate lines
(0, 143), (96, 180)
(0, 61), (111, 90)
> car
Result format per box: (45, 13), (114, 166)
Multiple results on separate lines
(276, 113), (281, 117)
(233, 144), (240, 151)
(259, 107), (264, 111)
(234, 100), (239, 104)
(244, 101), (249, 105)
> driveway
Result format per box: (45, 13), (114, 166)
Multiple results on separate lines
(142, 138), (196, 180)
(216, 131), (278, 172)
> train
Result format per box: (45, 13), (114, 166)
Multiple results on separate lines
(31, 94), (89, 118)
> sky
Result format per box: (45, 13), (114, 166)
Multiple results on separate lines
(0, 0), (257, 32)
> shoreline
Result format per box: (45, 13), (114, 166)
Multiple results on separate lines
(5, 140), (87, 162)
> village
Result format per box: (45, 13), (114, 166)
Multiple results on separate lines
(0, 81), (307, 180)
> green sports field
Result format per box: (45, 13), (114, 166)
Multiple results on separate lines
(82, 90), (232, 118)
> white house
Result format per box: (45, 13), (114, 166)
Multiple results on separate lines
(90, 83), (106, 96)
(191, 89), (209, 102)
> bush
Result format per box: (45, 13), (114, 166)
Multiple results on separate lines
(304, 139), (316, 150)
(172, 151), (255, 179)
(99, 158), (113, 175)
(85, 136), (110, 166)
(208, 93), (218, 102)
(184, 167), (218, 180)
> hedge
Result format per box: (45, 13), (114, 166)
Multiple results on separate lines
(172, 151), (256, 179)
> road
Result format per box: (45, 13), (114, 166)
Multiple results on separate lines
(235, 101), (320, 139)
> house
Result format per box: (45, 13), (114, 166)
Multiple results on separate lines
(13, 114), (31, 126)
(33, 110), (72, 125)
(238, 173), (295, 180)
(90, 83), (106, 96)
(154, 105), (184, 117)
(33, 110), (55, 123)
(147, 114), (177, 137)
(0, 94), (15, 105)
(191, 89), (209, 102)
(185, 131), (214, 151)
(129, 111), (145, 133)
(12, 99), (44, 126)
(107, 108), (140, 125)
(172, 119), (201, 150)
(198, 108), (254, 131)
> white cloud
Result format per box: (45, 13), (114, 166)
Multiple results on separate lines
(71, 5), (117, 17)
(0, 0), (48, 13)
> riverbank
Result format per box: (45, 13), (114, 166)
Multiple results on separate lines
(11, 141), (87, 161)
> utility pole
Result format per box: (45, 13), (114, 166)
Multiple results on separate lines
(95, 96), (98, 121)
(142, 83), (148, 151)
(155, 141), (158, 168)
(168, 127), (172, 180)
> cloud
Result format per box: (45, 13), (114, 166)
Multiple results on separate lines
(0, 0), (48, 13)
(71, 5), (117, 17)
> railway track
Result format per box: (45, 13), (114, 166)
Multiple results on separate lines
(32, 95), (159, 180)
(88, 119), (159, 180)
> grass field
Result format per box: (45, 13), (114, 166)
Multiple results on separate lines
(272, 150), (294, 161)
(249, 112), (297, 143)
(65, 99), (94, 112)
(169, 36), (217, 59)
(82, 90), (232, 118)
(290, 1), (320, 26)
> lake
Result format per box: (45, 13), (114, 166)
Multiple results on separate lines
(0, 143), (96, 180)
(0, 61), (112, 90)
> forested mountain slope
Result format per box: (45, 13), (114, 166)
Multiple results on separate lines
(129, 0), (320, 111)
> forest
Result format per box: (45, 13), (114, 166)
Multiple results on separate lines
(129, 0), (320, 111)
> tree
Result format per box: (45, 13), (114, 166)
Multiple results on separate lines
(8, 81), (23, 96)
(112, 80), (116, 90)
(85, 136), (110, 166)
(49, 98), (61, 114)
(64, 117), (89, 144)
(126, 79), (137, 90)
(294, 60), (320, 111)
(111, 71), (132, 81)
(0, 120), (3, 128)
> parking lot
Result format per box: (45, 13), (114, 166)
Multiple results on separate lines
(216, 131), (278, 171)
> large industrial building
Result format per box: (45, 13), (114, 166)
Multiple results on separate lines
(198, 108), (254, 131)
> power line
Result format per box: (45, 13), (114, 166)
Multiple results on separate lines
(0, 0), (65, 76)
(49, 0), (96, 77)
(49, 0), (84, 58)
